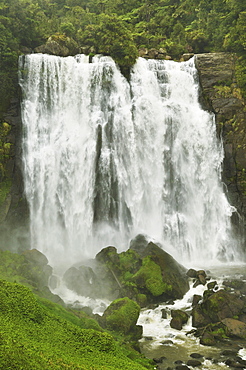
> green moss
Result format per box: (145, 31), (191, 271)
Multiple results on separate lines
(136, 294), (147, 307)
(0, 279), (153, 369)
(132, 256), (172, 297)
(104, 297), (140, 334)
(118, 249), (140, 274)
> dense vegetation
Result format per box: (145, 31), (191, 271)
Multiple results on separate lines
(0, 0), (246, 117)
(0, 250), (154, 369)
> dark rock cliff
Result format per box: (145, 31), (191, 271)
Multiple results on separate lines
(195, 53), (246, 243)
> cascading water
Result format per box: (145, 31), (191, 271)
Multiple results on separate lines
(19, 53), (241, 273)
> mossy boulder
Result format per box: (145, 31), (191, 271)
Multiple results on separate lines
(202, 290), (244, 322)
(196, 322), (230, 346)
(192, 289), (245, 328)
(0, 249), (61, 304)
(132, 256), (172, 297)
(170, 309), (189, 330)
(221, 318), (246, 339)
(63, 240), (189, 306)
(140, 242), (189, 299)
(102, 297), (140, 335)
(192, 287), (246, 345)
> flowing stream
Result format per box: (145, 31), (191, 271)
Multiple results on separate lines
(19, 54), (242, 273)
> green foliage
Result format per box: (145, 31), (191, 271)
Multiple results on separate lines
(0, 0), (245, 114)
(0, 279), (153, 369)
(78, 14), (138, 68)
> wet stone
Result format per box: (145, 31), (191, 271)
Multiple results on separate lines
(153, 356), (167, 363)
(225, 359), (245, 368)
(161, 308), (167, 319)
(221, 349), (239, 356)
(187, 268), (197, 278)
(187, 359), (202, 367)
(236, 357), (246, 366)
(175, 366), (190, 370)
(161, 339), (173, 345)
(207, 281), (217, 290)
(190, 353), (203, 359)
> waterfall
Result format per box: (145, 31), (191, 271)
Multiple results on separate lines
(19, 53), (240, 272)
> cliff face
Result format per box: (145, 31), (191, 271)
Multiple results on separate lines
(195, 53), (246, 238)
(1, 52), (246, 251)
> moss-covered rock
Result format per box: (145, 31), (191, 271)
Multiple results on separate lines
(102, 297), (140, 335)
(0, 249), (59, 303)
(170, 309), (189, 330)
(132, 256), (172, 297)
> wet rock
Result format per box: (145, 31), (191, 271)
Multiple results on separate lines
(223, 280), (246, 295)
(192, 304), (211, 327)
(225, 359), (245, 368)
(63, 265), (100, 298)
(102, 297), (140, 335)
(193, 270), (207, 287)
(20, 249), (53, 289)
(140, 242), (189, 299)
(129, 234), (149, 255)
(170, 309), (189, 330)
(23, 248), (48, 266)
(221, 349), (239, 356)
(237, 357), (246, 366)
(187, 268), (197, 278)
(190, 353), (203, 358)
(192, 294), (202, 306)
(96, 246), (119, 264)
(207, 281), (217, 290)
(186, 359), (202, 367)
(192, 289), (245, 328)
(195, 53), (246, 232)
(153, 356), (166, 363)
(175, 365), (190, 370)
(161, 339), (173, 345)
(222, 318), (246, 339)
(161, 308), (167, 319)
(200, 331), (216, 346)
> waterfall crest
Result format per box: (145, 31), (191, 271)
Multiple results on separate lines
(19, 54), (240, 271)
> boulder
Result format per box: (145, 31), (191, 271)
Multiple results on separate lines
(170, 309), (189, 330)
(63, 265), (100, 298)
(221, 318), (246, 339)
(202, 290), (244, 322)
(192, 289), (245, 328)
(35, 40), (70, 56)
(23, 248), (48, 266)
(140, 242), (189, 299)
(102, 297), (141, 336)
(129, 234), (149, 256)
(96, 246), (119, 264)
(21, 249), (52, 289)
